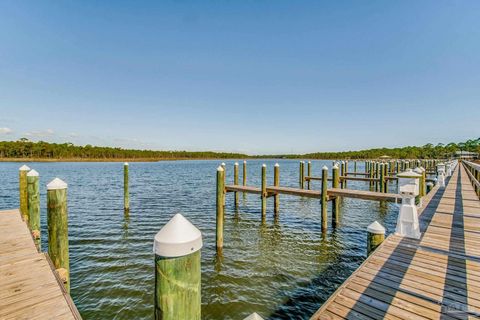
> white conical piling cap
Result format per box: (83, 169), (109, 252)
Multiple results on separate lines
(262, 164), (266, 168)
(333, 164), (339, 169)
(308, 161), (311, 164)
(153, 213), (203, 257)
(47, 178), (68, 190)
(27, 169), (39, 177)
(367, 221), (386, 234)
(274, 163), (279, 167)
(217, 166), (224, 172)
(221, 162), (226, 166)
(124, 162), (129, 166)
(235, 162), (239, 166)
(413, 167), (423, 174)
(243, 160), (247, 164)
(243, 313), (264, 320)
(19, 165), (30, 171)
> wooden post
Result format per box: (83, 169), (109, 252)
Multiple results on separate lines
(307, 161), (311, 190)
(154, 213), (202, 320)
(274, 163), (280, 215)
(124, 162), (129, 213)
(384, 163), (389, 193)
(19, 165), (30, 222)
(299, 161), (305, 189)
(354, 161), (357, 173)
(47, 178), (70, 292)
(216, 166), (225, 251)
(332, 165), (340, 226)
(221, 163), (226, 206)
(243, 160), (247, 186)
(234, 162), (239, 208)
(369, 162), (375, 188)
(367, 221), (385, 256)
(379, 163), (385, 193)
(27, 169), (41, 250)
(261, 164), (267, 218)
(321, 166), (328, 232)
(340, 161), (345, 188)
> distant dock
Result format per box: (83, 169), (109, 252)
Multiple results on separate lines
(0, 209), (81, 319)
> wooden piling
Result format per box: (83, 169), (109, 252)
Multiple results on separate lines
(221, 163), (226, 206)
(27, 169), (40, 250)
(124, 162), (129, 213)
(307, 161), (311, 190)
(19, 165), (30, 222)
(216, 166), (225, 251)
(354, 161), (357, 173)
(367, 221), (385, 256)
(47, 178), (70, 293)
(332, 165), (340, 226)
(234, 162), (239, 208)
(274, 163), (280, 215)
(379, 163), (385, 193)
(154, 214), (202, 320)
(243, 160), (247, 186)
(261, 164), (267, 218)
(299, 161), (305, 189)
(321, 166), (328, 232)
(384, 163), (389, 193)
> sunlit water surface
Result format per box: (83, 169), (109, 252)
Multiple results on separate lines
(0, 160), (401, 319)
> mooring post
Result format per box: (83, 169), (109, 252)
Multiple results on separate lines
(321, 166), (328, 232)
(307, 161), (311, 190)
(47, 178), (70, 292)
(216, 166), (225, 251)
(379, 163), (385, 193)
(27, 169), (41, 250)
(221, 162), (226, 206)
(332, 165), (340, 226)
(367, 221), (385, 256)
(153, 213), (202, 320)
(340, 161), (345, 188)
(124, 162), (129, 213)
(354, 161), (357, 173)
(234, 162), (239, 208)
(274, 163), (280, 215)
(19, 165), (30, 222)
(369, 162), (374, 188)
(243, 160), (247, 186)
(299, 161), (305, 189)
(261, 164), (267, 218)
(384, 163), (389, 193)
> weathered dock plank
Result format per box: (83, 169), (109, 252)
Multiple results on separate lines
(0, 209), (81, 320)
(311, 163), (480, 319)
(327, 188), (400, 202)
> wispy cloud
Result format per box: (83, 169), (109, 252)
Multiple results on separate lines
(24, 128), (55, 138)
(0, 127), (13, 135)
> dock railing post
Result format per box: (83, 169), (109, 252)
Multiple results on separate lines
(261, 164), (267, 218)
(27, 169), (41, 250)
(332, 165), (340, 226)
(321, 166), (328, 232)
(216, 166), (225, 251)
(367, 221), (385, 255)
(124, 162), (129, 213)
(19, 165), (30, 222)
(153, 213), (202, 320)
(274, 163), (280, 215)
(234, 162), (239, 208)
(47, 178), (70, 292)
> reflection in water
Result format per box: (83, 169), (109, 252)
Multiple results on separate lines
(0, 160), (400, 320)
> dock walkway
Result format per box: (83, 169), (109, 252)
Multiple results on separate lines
(0, 209), (81, 320)
(312, 163), (480, 319)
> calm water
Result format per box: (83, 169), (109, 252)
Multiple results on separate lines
(0, 160), (400, 319)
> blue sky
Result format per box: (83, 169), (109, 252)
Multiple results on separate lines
(0, 1), (479, 154)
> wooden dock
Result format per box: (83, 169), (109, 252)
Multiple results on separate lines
(0, 209), (81, 320)
(311, 163), (480, 319)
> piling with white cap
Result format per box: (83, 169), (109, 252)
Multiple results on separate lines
(307, 161), (311, 190)
(19, 165), (31, 221)
(367, 221), (386, 255)
(221, 162), (226, 206)
(234, 162), (239, 207)
(124, 162), (129, 213)
(332, 164), (340, 226)
(274, 163), (280, 215)
(243, 160), (247, 186)
(321, 166), (328, 231)
(153, 213), (202, 320)
(47, 178), (70, 292)
(27, 169), (40, 250)
(261, 164), (267, 218)
(299, 161), (305, 189)
(216, 166), (225, 251)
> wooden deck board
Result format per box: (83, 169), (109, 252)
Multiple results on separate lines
(0, 209), (81, 319)
(312, 163), (480, 319)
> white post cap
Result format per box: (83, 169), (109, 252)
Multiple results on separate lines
(367, 221), (386, 234)
(27, 169), (39, 177)
(124, 162), (129, 166)
(243, 313), (264, 320)
(217, 166), (224, 172)
(262, 164), (266, 168)
(274, 163), (279, 167)
(243, 160), (247, 164)
(19, 165), (30, 171)
(221, 162), (226, 166)
(47, 178), (68, 190)
(333, 164), (339, 169)
(322, 165), (328, 170)
(153, 213), (203, 257)
(234, 162), (239, 166)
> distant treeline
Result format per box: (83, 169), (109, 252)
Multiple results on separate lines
(0, 138), (478, 161)
(0, 139), (247, 160)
